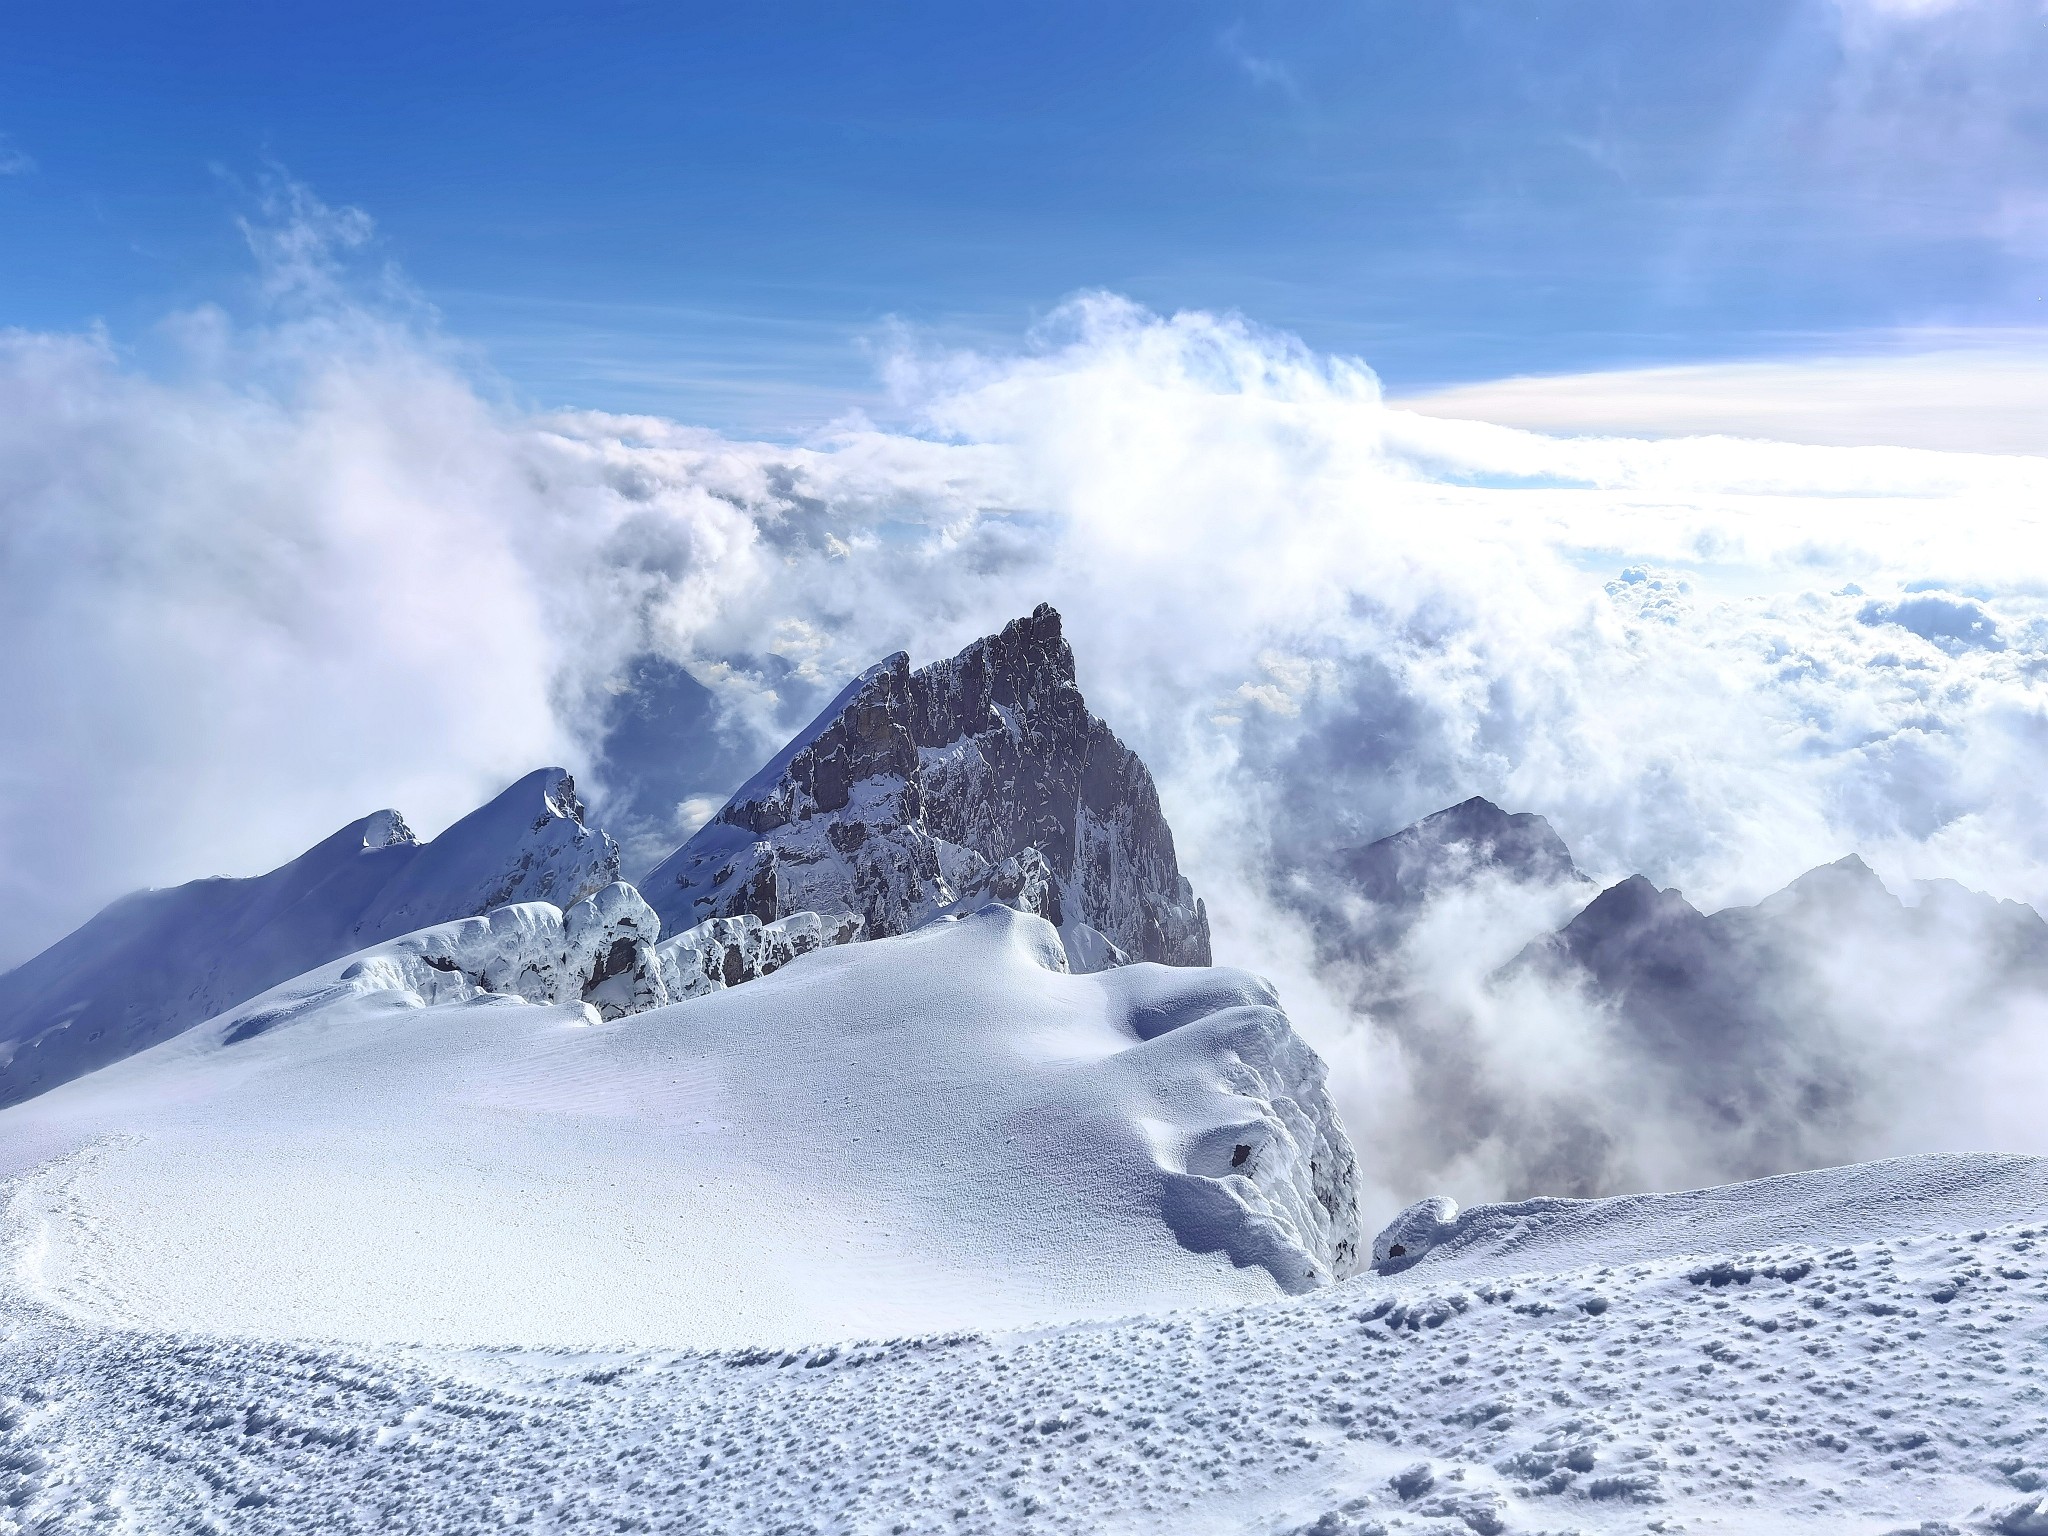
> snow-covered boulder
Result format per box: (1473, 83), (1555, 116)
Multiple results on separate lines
(0, 768), (619, 1106)
(642, 605), (1210, 974)
(1370, 1194), (1461, 1272)
(563, 882), (667, 1019)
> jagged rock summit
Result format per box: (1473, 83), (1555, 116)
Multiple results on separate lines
(643, 605), (1212, 972)
(0, 768), (620, 1109)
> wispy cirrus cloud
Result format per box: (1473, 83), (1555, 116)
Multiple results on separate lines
(1216, 24), (1302, 98)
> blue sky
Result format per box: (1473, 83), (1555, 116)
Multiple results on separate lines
(3, 0), (2045, 429)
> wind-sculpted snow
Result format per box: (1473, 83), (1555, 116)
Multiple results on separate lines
(3, 1153), (2044, 1533)
(643, 605), (1210, 973)
(0, 905), (1356, 1349)
(0, 768), (618, 1107)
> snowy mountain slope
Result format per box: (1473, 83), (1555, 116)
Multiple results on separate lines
(0, 768), (618, 1110)
(642, 605), (1212, 972)
(0, 903), (1357, 1349)
(1368, 1151), (2048, 1277)
(4, 1151), (2044, 1533)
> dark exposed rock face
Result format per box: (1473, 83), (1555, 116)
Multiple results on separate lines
(642, 605), (1210, 970)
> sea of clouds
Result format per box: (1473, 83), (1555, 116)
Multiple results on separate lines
(4, 187), (2046, 1218)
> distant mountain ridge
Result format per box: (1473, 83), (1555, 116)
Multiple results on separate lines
(0, 768), (619, 1108)
(1296, 793), (2048, 1198)
(643, 605), (1211, 972)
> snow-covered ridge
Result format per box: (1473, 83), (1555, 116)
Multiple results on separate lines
(0, 767), (620, 1108)
(1370, 1151), (2048, 1278)
(642, 604), (1211, 973)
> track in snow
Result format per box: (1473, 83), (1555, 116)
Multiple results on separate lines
(6, 1155), (2047, 1535)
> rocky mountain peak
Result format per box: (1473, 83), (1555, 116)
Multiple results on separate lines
(1336, 795), (1585, 911)
(643, 606), (1211, 971)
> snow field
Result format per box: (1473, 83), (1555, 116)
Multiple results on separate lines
(2, 1154), (2045, 1533)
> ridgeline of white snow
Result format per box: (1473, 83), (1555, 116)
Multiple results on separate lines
(0, 768), (619, 1108)
(2, 1148), (2044, 1532)
(0, 903), (1358, 1350)
(0, 859), (2042, 1532)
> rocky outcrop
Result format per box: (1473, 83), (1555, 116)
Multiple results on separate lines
(642, 606), (1210, 973)
(655, 910), (865, 1000)
(219, 882), (870, 1043)
(0, 768), (620, 1107)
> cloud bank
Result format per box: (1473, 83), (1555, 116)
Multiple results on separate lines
(4, 190), (2048, 1220)
(1394, 342), (2048, 455)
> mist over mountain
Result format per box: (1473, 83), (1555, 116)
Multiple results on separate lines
(1286, 793), (2048, 1207)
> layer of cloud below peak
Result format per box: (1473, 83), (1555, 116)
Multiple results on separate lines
(3, 193), (2048, 1218)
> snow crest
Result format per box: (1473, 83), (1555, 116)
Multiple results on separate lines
(642, 605), (1210, 973)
